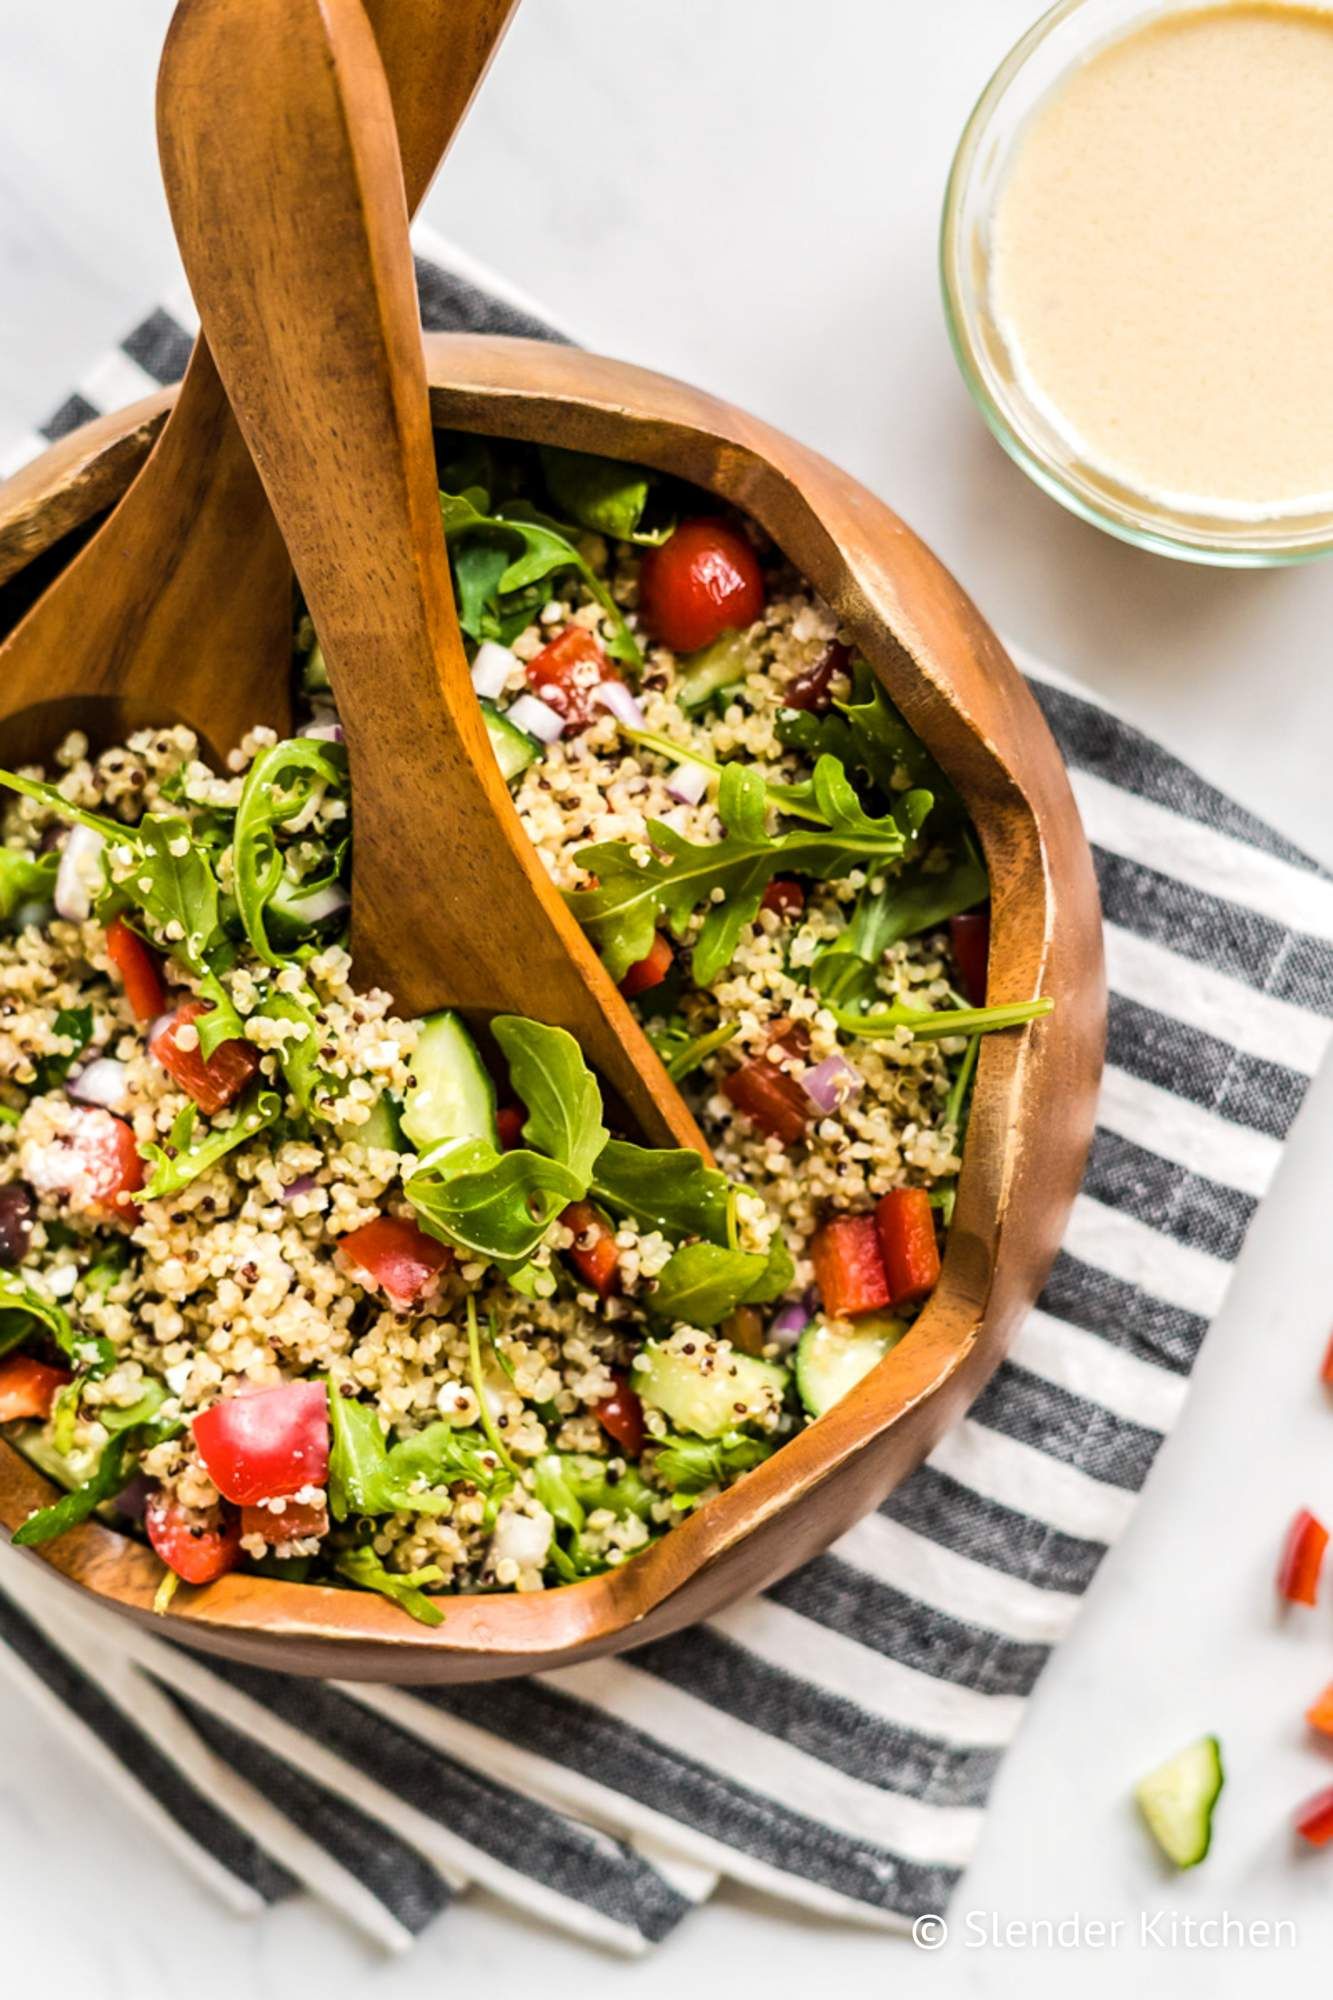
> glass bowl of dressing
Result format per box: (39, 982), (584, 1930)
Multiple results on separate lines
(941, 0), (1333, 565)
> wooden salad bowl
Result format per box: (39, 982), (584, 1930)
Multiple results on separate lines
(0, 334), (1106, 1681)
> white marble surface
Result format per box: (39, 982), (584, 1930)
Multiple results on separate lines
(3, 1), (1333, 1992)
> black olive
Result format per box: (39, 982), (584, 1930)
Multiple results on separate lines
(0, 1184), (35, 1267)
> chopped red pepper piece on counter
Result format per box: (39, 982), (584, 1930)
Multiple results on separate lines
(593, 1375), (645, 1457)
(192, 1381), (329, 1507)
(1320, 1330), (1333, 1388)
(339, 1214), (453, 1311)
(526, 627), (618, 729)
(150, 997), (260, 1115)
(1278, 1507), (1329, 1606)
(562, 1200), (620, 1298)
(1307, 1684), (1333, 1737)
(639, 518), (766, 653)
(240, 1497), (329, 1546)
(144, 1491), (242, 1585)
(496, 1104), (526, 1150)
(721, 1023), (812, 1145)
(1295, 1786), (1333, 1847)
(783, 641), (851, 714)
(761, 878), (805, 917)
(949, 908), (990, 1007)
(105, 916), (167, 1023)
(619, 931), (673, 998)
(811, 1214), (892, 1319)
(0, 1354), (71, 1423)
(875, 1187), (942, 1309)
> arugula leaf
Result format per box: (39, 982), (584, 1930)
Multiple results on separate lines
(532, 1452), (658, 1580)
(440, 489), (642, 670)
(651, 1429), (773, 1495)
(645, 1016), (740, 1082)
(538, 446), (672, 544)
(256, 989), (327, 1114)
(809, 833), (988, 1005)
(453, 538), (511, 637)
(649, 1235), (794, 1326)
(829, 994), (1053, 1041)
(332, 1546), (445, 1626)
(232, 739), (348, 966)
(0, 771), (125, 845)
(31, 1004), (94, 1094)
(407, 1136), (585, 1270)
(52, 1373), (166, 1456)
(589, 1138), (733, 1246)
(0, 1269), (113, 1372)
(0, 848), (57, 924)
(138, 1084), (281, 1200)
(327, 1391), (508, 1520)
(11, 1414), (180, 1547)
(567, 755), (919, 984)
(777, 660), (952, 801)
(491, 1016), (607, 1189)
(193, 973), (248, 1063)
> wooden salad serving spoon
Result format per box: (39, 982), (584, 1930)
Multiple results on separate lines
(0, 0), (521, 769)
(156, 0), (710, 1154)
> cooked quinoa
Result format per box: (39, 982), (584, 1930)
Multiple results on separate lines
(0, 438), (1046, 1620)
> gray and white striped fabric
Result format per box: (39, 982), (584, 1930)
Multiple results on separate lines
(3, 229), (1332, 1953)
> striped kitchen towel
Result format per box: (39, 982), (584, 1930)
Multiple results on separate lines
(2, 227), (1332, 1953)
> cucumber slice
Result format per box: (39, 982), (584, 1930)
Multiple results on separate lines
(795, 1316), (905, 1418)
(1135, 1735), (1224, 1868)
(401, 1010), (498, 1153)
(480, 699), (539, 782)
(677, 631), (752, 710)
(636, 1340), (788, 1439)
(338, 1093), (403, 1150)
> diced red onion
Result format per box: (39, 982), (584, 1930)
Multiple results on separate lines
(592, 681), (646, 729)
(770, 1293), (815, 1349)
(666, 760), (710, 806)
(284, 881), (349, 924)
(470, 641), (518, 701)
(67, 1057), (130, 1112)
(508, 693), (566, 744)
(281, 1173), (318, 1202)
(800, 1054), (864, 1115)
(54, 823), (105, 923)
(298, 719), (344, 742)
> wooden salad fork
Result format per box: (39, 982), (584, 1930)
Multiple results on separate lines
(156, 0), (710, 1155)
(0, 0), (521, 771)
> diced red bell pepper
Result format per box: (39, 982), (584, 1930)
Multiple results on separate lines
(338, 1214), (453, 1311)
(25, 1105), (144, 1218)
(721, 1024), (812, 1145)
(192, 1381), (329, 1507)
(620, 932), (673, 998)
(949, 909), (990, 1007)
(1278, 1507), (1329, 1606)
(811, 1215), (891, 1319)
(639, 518), (766, 654)
(761, 878), (805, 917)
(783, 641), (851, 714)
(105, 916), (167, 1023)
(875, 1187), (942, 1310)
(496, 1104), (526, 1150)
(562, 1200), (620, 1298)
(526, 627), (619, 730)
(1295, 1786), (1333, 1847)
(240, 1497), (329, 1546)
(150, 998), (260, 1115)
(1320, 1330), (1333, 1388)
(1307, 1684), (1333, 1737)
(594, 1375), (645, 1457)
(0, 1354), (70, 1422)
(144, 1490), (242, 1585)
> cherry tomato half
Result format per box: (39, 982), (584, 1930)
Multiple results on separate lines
(639, 518), (765, 654)
(150, 998), (260, 1115)
(338, 1214), (453, 1311)
(192, 1380), (329, 1506)
(526, 627), (618, 730)
(145, 1490), (242, 1585)
(562, 1201), (620, 1298)
(594, 1376), (644, 1457)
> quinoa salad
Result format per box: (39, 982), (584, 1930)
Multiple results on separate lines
(0, 437), (1048, 1622)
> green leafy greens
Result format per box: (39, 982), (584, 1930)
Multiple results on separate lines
(440, 487), (641, 670)
(138, 1085), (282, 1200)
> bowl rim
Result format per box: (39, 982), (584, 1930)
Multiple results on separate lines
(0, 332), (1106, 1678)
(939, 0), (1333, 569)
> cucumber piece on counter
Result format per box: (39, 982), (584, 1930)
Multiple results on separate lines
(1135, 1736), (1224, 1868)
(401, 1010), (498, 1153)
(795, 1317), (905, 1419)
(480, 699), (539, 782)
(636, 1340), (788, 1439)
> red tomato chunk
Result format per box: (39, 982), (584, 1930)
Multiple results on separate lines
(0, 1355), (70, 1423)
(240, 1497), (329, 1546)
(526, 627), (617, 729)
(761, 878), (805, 917)
(150, 998), (260, 1115)
(562, 1201), (620, 1298)
(496, 1104), (526, 1150)
(619, 932), (673, 998)
(875, 1187), (941, 1309)
(949, 909), (990, 1007)
(721, 1028), (811, 1146)
(193, 1381), (329, 1506)
(339, 1214), (453, 1310)
(639, 518), (765, 654)
(594, 1377), (645, 1457)
(145, 1491), (242, 1585)
(25, 1105), (144, 1219)
(811, 1215), (891, 1319)
(105, 916), (167, 1023)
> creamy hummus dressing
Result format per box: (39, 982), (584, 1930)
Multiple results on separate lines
(990, 4), (1333, 518)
